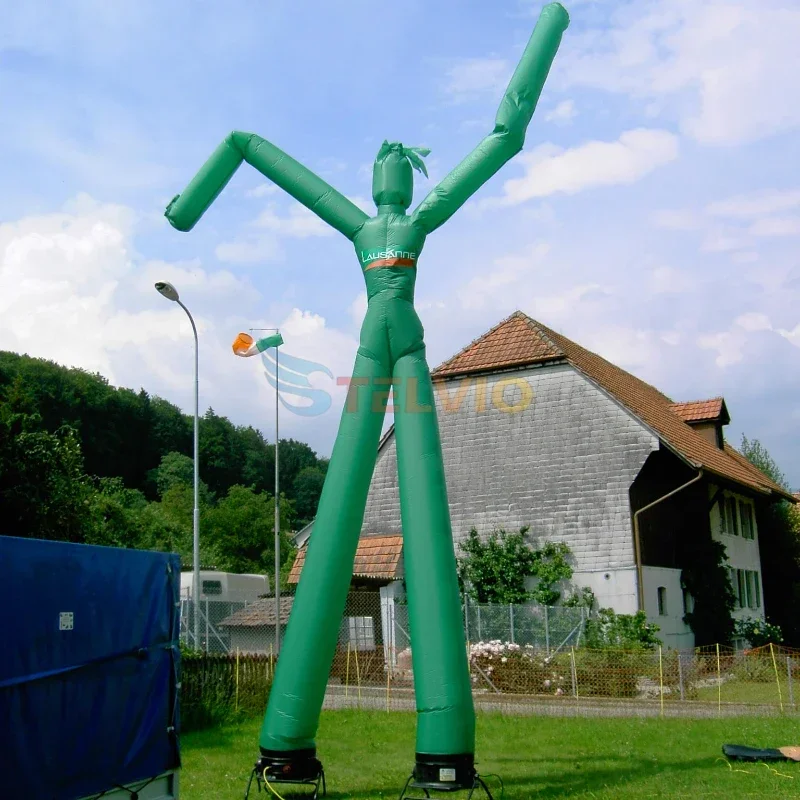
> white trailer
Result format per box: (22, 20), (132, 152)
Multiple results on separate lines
(180, 570), (269, 602)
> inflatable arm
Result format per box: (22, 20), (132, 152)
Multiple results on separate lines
(165, 132), (369, 239)
(412, 2), (569, 234)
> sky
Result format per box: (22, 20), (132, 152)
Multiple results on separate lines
(2, 0), (799, 489)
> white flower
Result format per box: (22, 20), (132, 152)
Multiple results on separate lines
(501, 657), (508, 663)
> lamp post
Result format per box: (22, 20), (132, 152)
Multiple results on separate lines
(238, 328), (284, 653)
(155, 281), (201, 651)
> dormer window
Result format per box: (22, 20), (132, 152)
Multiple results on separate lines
(669, 397), (730, 450)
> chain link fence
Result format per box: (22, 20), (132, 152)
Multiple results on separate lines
(179, 589), (800, 719)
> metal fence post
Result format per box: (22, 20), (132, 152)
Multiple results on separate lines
(510, 604), (515, 644)
(205, 599), (209, 652)
(545, 606), (550, 657)
(788, 656), (794, 710)
(477, 605), (482, 641)
(464, 593), (469, 644)
(678, 652), (685, 702)
(570, 646), (578, 698)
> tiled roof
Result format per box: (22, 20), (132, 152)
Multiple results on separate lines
(432, 312), (564, 377)
(218, 596), (294, 627)
(670, 398), (729, 424)
(432, 311), (794, 502)
(289, 534), (404, 584)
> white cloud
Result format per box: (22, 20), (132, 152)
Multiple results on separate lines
(652, 209), (701, 230)
(700, 228), (750, 253)
(0, 194), (367, 455)
(216, 200), (339, 264)
(443, 58), (510, 100)
(560, 0), (800, 145)
(491, 129), (678, 206)
(458, 243), (551, 309)
(215, 236), (283, 265)
(650, 266), (696, 293)
(544, 100), (577, 124)
(706, 189), (800, 218)
(749, 216), (800, 237)
(255, 203), (335, 238)
(246, 183), (279, 199)
(698, 311), (790, 366)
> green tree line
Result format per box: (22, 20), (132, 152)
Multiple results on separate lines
(0, 351), (329, 583)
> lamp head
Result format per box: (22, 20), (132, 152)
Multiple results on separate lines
(155, 281), (180, 302)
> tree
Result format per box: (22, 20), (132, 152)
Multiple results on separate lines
(0, 410), (96, 542)
(740, 435), (800, 645)
(204, 485), (295, 577)
(293, 466), (326, 525)
(457, 527), (573, 605)
(528, 541), (574, 606)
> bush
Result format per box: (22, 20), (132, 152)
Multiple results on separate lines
(734, 617), (783, 648)
(469, 641), (569, 696)
(584, 608), (661, 650)
(180, 651), (273, 732)
(571, 649), (647, 698)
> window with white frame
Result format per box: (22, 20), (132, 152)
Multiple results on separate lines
(745, 570), (761, 609)
(347, 616), (375, 651)
(723, 496), (740, 536)
(739, 501), (755, 540)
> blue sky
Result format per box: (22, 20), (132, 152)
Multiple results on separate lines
(2, 0), (799, 489)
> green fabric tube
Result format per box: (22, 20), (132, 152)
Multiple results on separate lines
(163, 0), (569, 766)
(260, 346), (388, 751)
(413, 2), (569, 233)
(166, 132), (368, 239)
(394, 349), (475, 755)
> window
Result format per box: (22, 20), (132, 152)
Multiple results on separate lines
(737, 570), (747, 608)
(682, 588), (694, 615)
(745, 571), (761, 609)
(202, 580), (222, 595)
(347, 616), (375, 651)
(657, 587), (668, 616)
(723, 496), (740, 536)
(728, 568), (740, 608)
(739, 501), (755, 540)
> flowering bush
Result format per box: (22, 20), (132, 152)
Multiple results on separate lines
(468, 640), (568, 695)
(734, 617), (783, 648)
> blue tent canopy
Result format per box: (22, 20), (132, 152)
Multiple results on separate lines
(0, 536), (181, 799)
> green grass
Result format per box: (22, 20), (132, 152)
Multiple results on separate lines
(181, 710), (800, 799)
(694, 677), (794, 706)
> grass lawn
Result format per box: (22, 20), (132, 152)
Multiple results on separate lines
(181, 710), (800, 799)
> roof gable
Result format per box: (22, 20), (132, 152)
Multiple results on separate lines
(670, 398), (730, 425)
(289, 534), (404, 584)
(432, 311), (792, 501)
(432, 312), (564, 377)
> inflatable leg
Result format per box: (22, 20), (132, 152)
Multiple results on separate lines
(259, 348), (389, 759)
(393, 348), (475, 785)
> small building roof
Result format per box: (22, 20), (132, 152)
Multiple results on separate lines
(288, 533), (403, 584)
(670, 398), (730, 425)
(218, 596), (294, 627)
(431, 311), (794, 502)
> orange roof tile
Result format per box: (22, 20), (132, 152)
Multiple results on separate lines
(432, 311), (794, 502)
(670, 398), (729, 424)
(218, 596), (294, 627)
(289, 534), (404, 584)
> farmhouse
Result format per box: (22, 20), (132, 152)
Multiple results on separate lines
(292, 311), (794, 649)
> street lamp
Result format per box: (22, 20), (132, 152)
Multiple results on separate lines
(155, 281), (201, 651)
(232, 329), (284, 653)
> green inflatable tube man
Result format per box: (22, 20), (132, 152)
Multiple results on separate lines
(166, 3), (568, 789)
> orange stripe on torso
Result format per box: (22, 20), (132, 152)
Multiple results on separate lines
(364, 258), (416, 271)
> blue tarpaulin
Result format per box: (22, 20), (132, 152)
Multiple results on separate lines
(0, 536), (181, 800)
